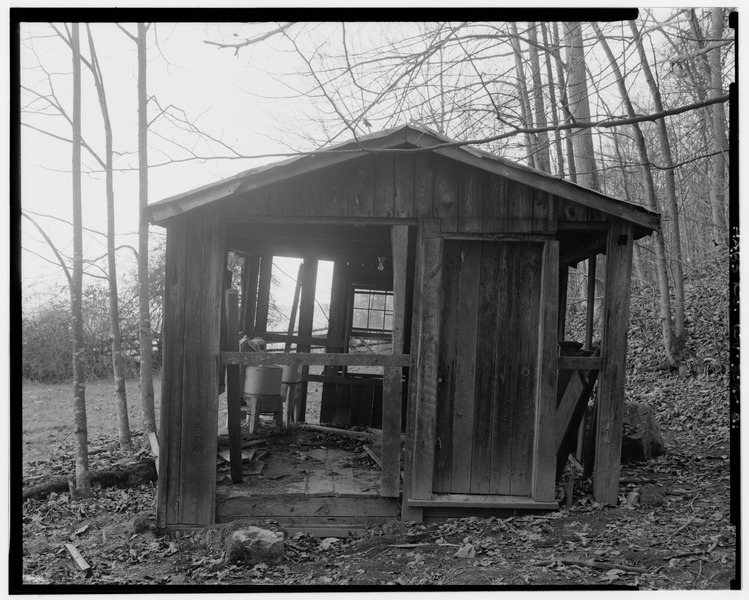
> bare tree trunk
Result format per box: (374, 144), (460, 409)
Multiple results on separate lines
(595, 23), (680, 368)
(552, 22), (577, 182)
(565, 23), (599, 191)
(86, 26), (132, 450)
(137, 23), (157, 436)
(71, 22), (91, 497)
(540, 22), (565, 177)
(509, 22), (537, 169)
(527, 22), (550, 173)
(628, 21), (686, 353)
(708, 8), (729, 240)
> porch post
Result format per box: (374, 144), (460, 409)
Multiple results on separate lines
(157, 210), (224, 529)
(593, 220), (634, 504)
(382, 225), (408, 497)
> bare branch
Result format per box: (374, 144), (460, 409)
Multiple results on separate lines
(21, 211), (73, 286)
(204, 22), (294, 56)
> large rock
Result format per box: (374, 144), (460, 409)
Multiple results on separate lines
(621, 402), (665, 463)
(224, 526), (284, 565)
(199, 520), (285, 565)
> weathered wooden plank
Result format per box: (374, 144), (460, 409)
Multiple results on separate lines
(557, 197), (588, 222)
(254, 254), (273, 334)
(532, 188), (554, 233)
(413, 152), (434, 218)
(373, 152), (395, 218)
(452, 240), (480, 493)
(381, 225), (409, 497)
(585, 254), (597, 350)
(472, 241), (500, 494)
(510, 243), (543, 496)
(558, 265), (569, 342)
(492, 244), (512, 495)
(292, 174), (310, 217)
(322, 164), (347, 217)
(224, 289), (243, 484)
(400, 219), (431, 522)
(506, 180), (534, 232)
(433, 241), (460, 493)
(458, 165), (484, 233)
(296, 258), (318, 422)
(348, 155), (374, 218)
(261, 332), (345, 349)
(394, 153), (415, 218)
(216, 495), (400, 519)
(222, 351), (411, 367)
(156, 223), (185, 529)
(402, 136), (660, 232)
(306, 170), (323, 216)
(483, 173), (508, 233)
(594, 220), (634, 505)
(320, 260), (349, 423)
(558, 355), (601, 371)
(531, 240), (559, 502)
(407, 494), (558, 510)
(241, 254), (260, 338)
(410, 232), (443, 500)
(433, 154), (459, 232)
(178, 211), (224, 525)
(242, 187), (268, 216)
(276, 177), (295, 216)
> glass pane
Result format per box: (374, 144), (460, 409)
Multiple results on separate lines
(354, 293), (369, 309)
(353, 308), (368, 328)
(369, 311), (384, 330)
(384, 313), (393, 330)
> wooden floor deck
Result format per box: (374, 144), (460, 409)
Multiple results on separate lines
(214, 425), (400, 536)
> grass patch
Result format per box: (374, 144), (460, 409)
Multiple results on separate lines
(22, 377), (162, 468)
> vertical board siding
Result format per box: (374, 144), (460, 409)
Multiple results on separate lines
(506, 180), (534, 232)
(558, 197), (588, 222)
(470, 241), (500, 494)
(374, 153), (395, 217)
(433, 154), (459, 231)
(433, 242), (460, 493)
(483, 174), (508, 233)
(293, 174), (311, 217)
(451, 241), (481, 491)
(322, 164), (346, 216)
(458, 166), (485, 233)
(414, 152), (434, 218)
(507, 243), (542, 496)
(348, 156), (375, 218)
(532, 189), (554, 233)
(394, 153), (416, 218)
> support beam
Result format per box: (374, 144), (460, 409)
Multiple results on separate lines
(297, 258), (318, 422)
(254, 254), (273, 334)
(593, 221), (634, 505)
(224, 289), (243, 483)
(221, 351), (411, 367)
(382, 225), (409, 497)
(320, 260), (350, 423)
(284, 262), (303, 352)
(241, 254), (260, 337)
(157, 210), (224, 529)
(558, 265), (569, 341)
(585, 253), (597, 350)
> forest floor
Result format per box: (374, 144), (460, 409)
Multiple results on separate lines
(17, 256), (737, 591)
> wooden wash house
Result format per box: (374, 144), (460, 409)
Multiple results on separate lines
(144, 125), (659, 533)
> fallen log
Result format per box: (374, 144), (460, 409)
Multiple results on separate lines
(23, 459), (157, 501)
(531, 558), (649, 574)
(299, 423), (377, 441)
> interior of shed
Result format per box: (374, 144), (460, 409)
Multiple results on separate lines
(214, 222), (415, 530)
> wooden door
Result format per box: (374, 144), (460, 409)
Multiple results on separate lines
(433, 240), (543, 496)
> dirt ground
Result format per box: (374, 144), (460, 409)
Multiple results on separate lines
(17, 407), (736, 591)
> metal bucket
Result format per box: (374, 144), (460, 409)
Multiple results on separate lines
(242, 365), (283, 396)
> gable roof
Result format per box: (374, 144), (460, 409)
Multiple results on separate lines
(144, 124), (660, 232)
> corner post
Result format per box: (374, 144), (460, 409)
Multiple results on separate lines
(593, 220), (634, 504)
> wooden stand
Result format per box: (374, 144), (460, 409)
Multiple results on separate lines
(243, 393), (283, 433)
